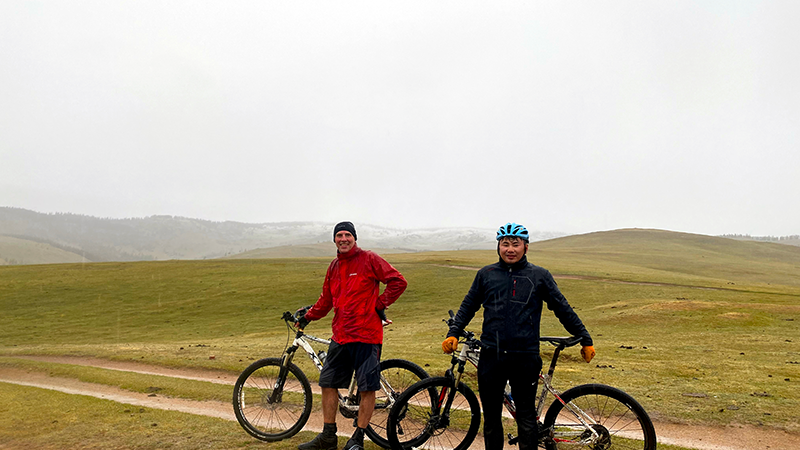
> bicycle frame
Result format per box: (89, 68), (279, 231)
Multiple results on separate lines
(282, 329), (330, 371)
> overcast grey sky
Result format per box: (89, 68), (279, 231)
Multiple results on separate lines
(1, 1), (798, 236)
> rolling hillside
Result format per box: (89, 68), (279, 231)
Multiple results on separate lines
(1, 228), (798, 432)
(0, 235), (86, 265)
(526, 228), (800, 291)
(0, 207), (563, 265)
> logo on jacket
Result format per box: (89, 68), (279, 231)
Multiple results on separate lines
(349, 273), (358, 277)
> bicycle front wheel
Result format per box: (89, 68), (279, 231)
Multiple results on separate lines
(542, 383), (656, 450)
(386, 376), (481, 450)
(232, 357), (313, 442)
(366, 358), (430, 448)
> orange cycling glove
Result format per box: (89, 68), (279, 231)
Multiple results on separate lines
(580, 345), (596, 363)
(442, 337), (459, 354)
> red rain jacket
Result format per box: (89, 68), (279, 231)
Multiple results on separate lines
(305, 245), (407, 344)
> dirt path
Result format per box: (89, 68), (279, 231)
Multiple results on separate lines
(2, 355), (799, 450)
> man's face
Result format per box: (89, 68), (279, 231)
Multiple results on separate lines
(335, 230), (355, 253)
(498, 237), (527, 264)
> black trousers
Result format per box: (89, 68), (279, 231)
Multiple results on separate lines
(477, 348), (542, 450)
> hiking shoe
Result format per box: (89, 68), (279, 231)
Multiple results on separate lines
(343, 437), (364, 450)
(298, 431), (338, 450)
(343, 428), (365, 450)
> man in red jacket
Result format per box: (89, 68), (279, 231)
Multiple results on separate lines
(297, 221), (407, 450)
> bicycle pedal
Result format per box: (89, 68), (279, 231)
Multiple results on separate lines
(508, 434), (518, 445)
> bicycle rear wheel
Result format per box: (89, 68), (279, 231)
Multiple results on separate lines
(386, 376), (481, 450)
(232, 357), (313, 442)
(366, 358), (430, 448)
(542, 383), (656, 450)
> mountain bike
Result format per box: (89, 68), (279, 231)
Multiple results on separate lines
(386, 312), (656, 450)
(233, 311), (429, 448)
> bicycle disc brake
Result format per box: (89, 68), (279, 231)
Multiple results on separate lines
(580, 424), (611, 450)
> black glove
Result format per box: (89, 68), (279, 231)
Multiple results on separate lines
(295, 305), (312, 329)
(296, 316), (309, 329)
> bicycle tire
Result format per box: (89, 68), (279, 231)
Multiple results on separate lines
(386, 376), (481, 450)
(366, 359), (430, 448)
(542, 383), (656, 450)
(232, 357), (313, 442)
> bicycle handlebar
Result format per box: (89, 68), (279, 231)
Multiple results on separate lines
(282, 310), (308, 332)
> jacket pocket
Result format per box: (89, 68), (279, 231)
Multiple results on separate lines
(510, 275), (535, 305)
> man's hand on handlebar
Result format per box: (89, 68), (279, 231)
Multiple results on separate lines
(295, 316), (309, 329)
(442, 336), (458, 354)
(580, 345), (595, 363)
(294, 305), (312, 329)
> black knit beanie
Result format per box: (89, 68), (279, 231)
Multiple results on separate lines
(333, 221), (357, 241)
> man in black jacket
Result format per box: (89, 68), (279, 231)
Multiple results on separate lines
(442, 222), (596, 450)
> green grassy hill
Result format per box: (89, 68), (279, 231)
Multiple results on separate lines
(0, 235), (87, 265)
(529, 228), (800, 291)
(1, 229), (798, 432)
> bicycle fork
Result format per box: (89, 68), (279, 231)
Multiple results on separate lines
(269, 349), (298, 403)
(434, 348), (471, 428)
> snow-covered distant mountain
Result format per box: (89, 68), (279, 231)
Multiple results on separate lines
(354, 224), (564, 251)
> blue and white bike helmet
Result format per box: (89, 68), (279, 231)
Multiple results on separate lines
(496, 222), (529, 242)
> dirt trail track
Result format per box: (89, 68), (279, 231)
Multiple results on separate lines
(1, 355), (798, 450)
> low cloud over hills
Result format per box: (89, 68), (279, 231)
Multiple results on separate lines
(0, 207), (564, 264)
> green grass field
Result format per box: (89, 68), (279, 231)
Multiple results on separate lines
(1, 228), (799, 448)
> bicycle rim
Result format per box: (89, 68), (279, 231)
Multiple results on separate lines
(233, 358), (312, 442)
(543, 384), (656, 450)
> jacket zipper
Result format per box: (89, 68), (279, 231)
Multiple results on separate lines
(509, 267), (515, 299)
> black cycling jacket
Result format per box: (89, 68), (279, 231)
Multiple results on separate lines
(447, 255), (592, 354)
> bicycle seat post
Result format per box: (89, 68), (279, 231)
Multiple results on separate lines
(545, 344), (566, 379)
